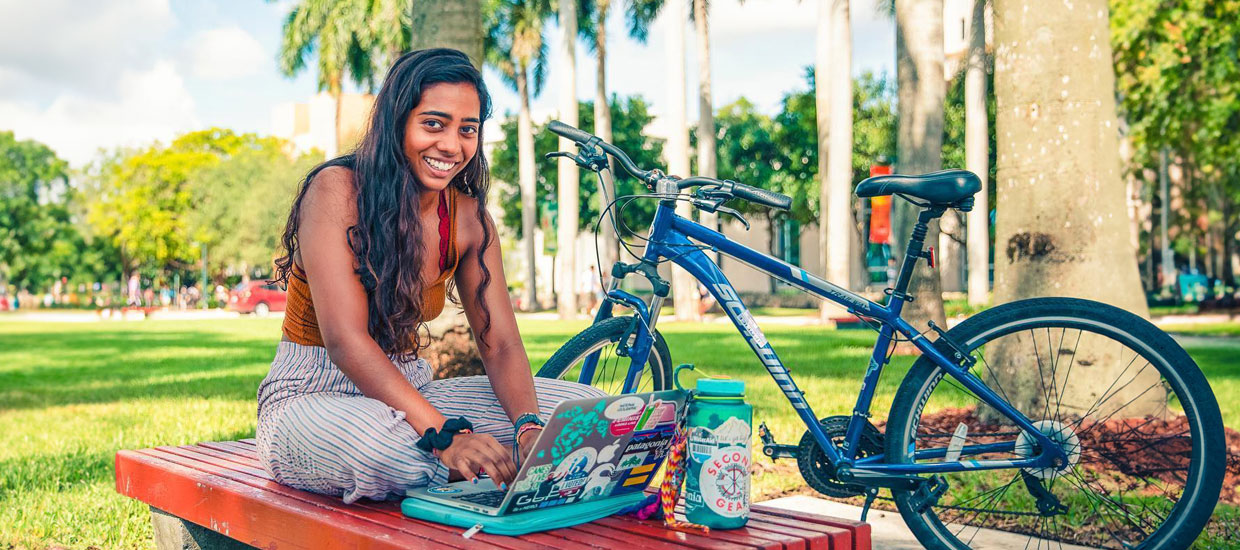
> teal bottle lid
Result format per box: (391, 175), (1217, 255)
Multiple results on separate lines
(696, 378), (745, 396)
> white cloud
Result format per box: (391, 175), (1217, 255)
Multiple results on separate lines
(0, 0), (174, 99)
(189, 26), (267, 80)
(710, 0), (817, 35)
(0, 60), (200, 166)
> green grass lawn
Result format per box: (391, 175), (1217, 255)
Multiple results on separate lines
(0, 316), (1236, 548)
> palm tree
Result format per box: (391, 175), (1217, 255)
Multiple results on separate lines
(664, 0), (698, 321)
(964, 0), (989, 306)
(576, 0), (663, 273)
(411, 0), (485, 67)
(817, 0), (854, 307)
(694, 0), (718, 242)
(556, 0), (582, 319)
(891, 0), (948, 334)
(486, 0), (553, 311)
(992, 0), (1161, 413)
(277, 0), (371, 157)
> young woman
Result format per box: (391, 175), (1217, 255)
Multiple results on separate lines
(256, 48), (605, 504)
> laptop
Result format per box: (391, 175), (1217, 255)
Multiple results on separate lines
(405, 389), (688, 516)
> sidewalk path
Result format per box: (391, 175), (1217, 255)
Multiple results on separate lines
(760, 495), (1098, 550)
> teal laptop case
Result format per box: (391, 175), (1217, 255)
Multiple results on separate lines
(400, 491), (647, 536)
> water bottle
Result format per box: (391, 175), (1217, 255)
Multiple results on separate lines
(677, 365), (752, 529)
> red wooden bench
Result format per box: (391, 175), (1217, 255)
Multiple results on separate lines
(115, 439), (870, 550)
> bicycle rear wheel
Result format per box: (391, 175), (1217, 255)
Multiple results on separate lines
(884, 297), (1224, 550)
(536, 315), (672, 394)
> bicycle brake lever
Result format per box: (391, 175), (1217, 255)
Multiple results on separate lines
(717, 206), (749, 230)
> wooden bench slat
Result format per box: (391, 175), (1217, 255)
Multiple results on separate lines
(118, 442), (869, 550)
(751, 505), (870, 550)
(117, 449), (459, 550)
(152, 445), (547, 550)
(594, 515), (791, 550)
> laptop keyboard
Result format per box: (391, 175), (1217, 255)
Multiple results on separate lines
(456, 490), (505, 508)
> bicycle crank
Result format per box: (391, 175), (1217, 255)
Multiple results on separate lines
(795, 416), (884, 498)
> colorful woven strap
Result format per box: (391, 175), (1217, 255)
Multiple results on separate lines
(659, 426), (710, 533)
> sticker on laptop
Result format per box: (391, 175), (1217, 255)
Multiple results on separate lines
(552, 401), (609, 465)
(426, 486), (462, 494)
(604, 396), (644, 419)
(511, 464), (552, 493)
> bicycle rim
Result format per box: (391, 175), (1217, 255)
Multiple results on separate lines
(886, 304), (1221, 549)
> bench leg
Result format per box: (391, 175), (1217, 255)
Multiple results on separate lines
(150, 506), (257, 550)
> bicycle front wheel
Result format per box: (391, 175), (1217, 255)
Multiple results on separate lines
(885, 297), (1225, 550)
(536, 315), (673, 394)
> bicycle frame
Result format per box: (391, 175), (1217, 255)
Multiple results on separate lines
(584, 198), (1069, 476)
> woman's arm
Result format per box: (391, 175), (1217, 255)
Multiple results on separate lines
(299, 169), (517, 485)
(454, 197), (542, 436)
(298, 167), (448, 433)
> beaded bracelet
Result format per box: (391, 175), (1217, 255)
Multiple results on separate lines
(511, 413), (545, 467)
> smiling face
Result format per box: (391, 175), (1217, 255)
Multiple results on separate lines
(403, 82), (482, 192)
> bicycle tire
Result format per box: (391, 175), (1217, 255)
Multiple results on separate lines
(536, 315), (673, 394)
(884, 297), (1225, 550)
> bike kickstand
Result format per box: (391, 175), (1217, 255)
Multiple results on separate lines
(859, 488), (880, 522)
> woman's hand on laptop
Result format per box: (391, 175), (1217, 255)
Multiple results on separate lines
(517, 426), (542, 462)
(440, 433), (518, 488)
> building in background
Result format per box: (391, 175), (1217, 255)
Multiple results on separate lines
(271, 92), (375, 159)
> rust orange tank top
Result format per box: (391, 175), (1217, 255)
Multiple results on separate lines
(281, 189), (459, 348)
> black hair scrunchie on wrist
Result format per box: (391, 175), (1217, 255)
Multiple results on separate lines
(415, 417), (474, 453)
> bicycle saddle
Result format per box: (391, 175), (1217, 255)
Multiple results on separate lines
(855, 169), (981, 210)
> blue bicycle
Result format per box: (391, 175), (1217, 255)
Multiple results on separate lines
(536, 121), (1224, 549)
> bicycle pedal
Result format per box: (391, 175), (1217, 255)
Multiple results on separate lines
(908, 475), (949, 515)
(758, 422), (798, 461)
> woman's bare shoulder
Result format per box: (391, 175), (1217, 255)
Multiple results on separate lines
(453, 190), (495, 250)
(302, 166), (358, 223)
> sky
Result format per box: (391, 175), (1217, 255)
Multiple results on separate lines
(0, 0), (895, 168)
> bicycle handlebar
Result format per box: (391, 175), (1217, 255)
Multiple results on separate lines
(547, 120), (791, 212)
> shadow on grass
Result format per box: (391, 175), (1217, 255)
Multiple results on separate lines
(0, 329), (277, 411)
(0, 426), (258, 496)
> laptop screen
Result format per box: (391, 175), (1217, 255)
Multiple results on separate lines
(504, 389), (688, 514)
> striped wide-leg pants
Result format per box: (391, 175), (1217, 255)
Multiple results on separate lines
(255, 341), (606, 504)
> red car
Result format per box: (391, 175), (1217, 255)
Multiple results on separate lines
(228, 281), (287, 316)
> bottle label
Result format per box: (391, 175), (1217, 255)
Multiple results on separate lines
(699, 445), (750, 517)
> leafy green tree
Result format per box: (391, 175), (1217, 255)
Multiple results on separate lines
(491, 96), (664, 242)
(0, 132), (85, 291)
(1111, 0), (1240, 284)
(81, 129), (255, 279)
(187, 139), (320, 277)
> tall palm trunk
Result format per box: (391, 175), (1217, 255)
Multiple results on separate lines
(410, 0), (484, 66)
(667, 0), (698, 321)
(815, 0), (831, 312)
(518, 69), (538, 311)
(556, 0), (581, 320)
(965, 0), (990, 305)
(892, 0), (947, 334)
(694, 0), (718, 241)
(825, 0), (853, 294)
(594, 0), (620, 275)
(330, 74), (343, 157)
(992, 0), (1162, 417)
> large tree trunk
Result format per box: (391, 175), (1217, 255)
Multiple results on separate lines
(410, 0), (484, 67)
(992, 0), (1162, 418)
(966, 0), (991, 306)
(556, 0), (580, 320)
(518, 70), (538, 311)
(825, 0), (854, 295)
(694, 0), (718, 243)
(892, 0), (947, 334)
(594, 0), (620, 276)
(667, 0), (699, 321)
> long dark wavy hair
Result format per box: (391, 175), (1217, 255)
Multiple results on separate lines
(273, 48), (495, 359)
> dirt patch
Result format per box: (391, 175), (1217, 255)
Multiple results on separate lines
(420, 324), (486, 379)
